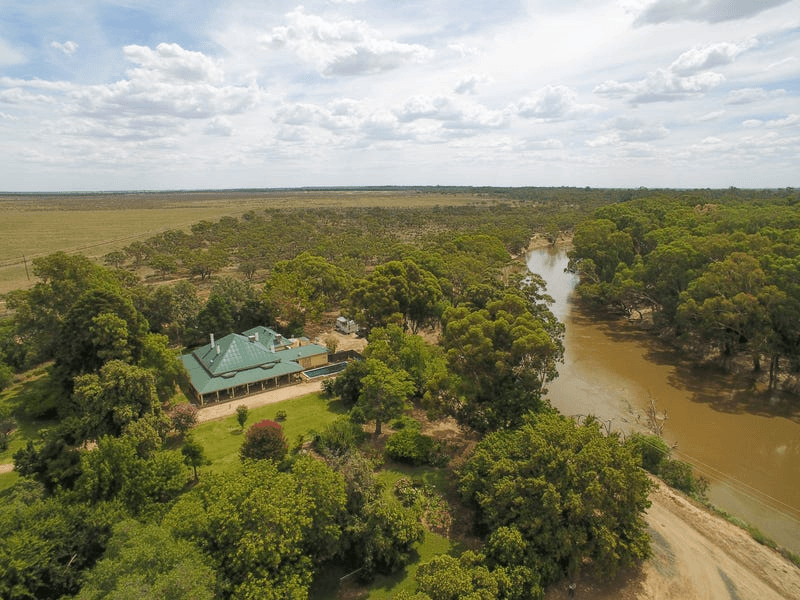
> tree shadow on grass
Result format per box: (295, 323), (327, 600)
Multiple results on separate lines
(544, 563), (648, 600)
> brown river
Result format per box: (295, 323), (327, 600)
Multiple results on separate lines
(527, 245), (800, 553)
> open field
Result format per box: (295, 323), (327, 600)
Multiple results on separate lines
(0, 189), (489, 291)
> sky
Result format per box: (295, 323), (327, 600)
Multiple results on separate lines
(0, 0), (798, 191)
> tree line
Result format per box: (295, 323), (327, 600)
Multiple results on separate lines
(566, 189), (800, 389)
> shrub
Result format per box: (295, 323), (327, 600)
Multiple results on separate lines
(0, 361), (13, 391)
(321, 378), (336, 398)
(625, 432), (669, 474)
(169, 403), (198, 435)
(0, 408), (15, 452)
(385, 428), (437, 466)
(349, 405), (367, 424)
(659, 458), (707, 498)
(275, 409), (287, 421)
(390, 416), (421, 431)
(240, 420), (288, 463)
(235, 405), (248, 430)
(313, 417), (366, 457)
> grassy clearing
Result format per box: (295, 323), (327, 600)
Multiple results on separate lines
(0, 367), (59, 463)
(0, 203), (266, 294)
(189, 393), (348, 474)
(0, 471), (19, 493)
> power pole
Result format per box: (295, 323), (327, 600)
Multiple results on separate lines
(22, 254), (30, 281)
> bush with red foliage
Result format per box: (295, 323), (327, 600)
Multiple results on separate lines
(239, 419), (288, 462)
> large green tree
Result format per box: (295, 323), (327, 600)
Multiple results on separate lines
(365, 324), (448, 399)
(54, 288), (149, 389)
(350, 259), (443, 333)
(165, 457), (347, 599)
(0, 487), (120, 600)
(356, 358), (415, 436)
(567, 218), (635, 284)
(73, 360), (160, 439)
(75, 520), (216, 600)
(75, 435), (185, 514)
(396, 550), (541, 600)
(460, 413), (652, 585)
(441, 294), (562, 432)
(3, 253), (126, 368)
(676, 252), (775, 367)
(263, 252), (350, 325)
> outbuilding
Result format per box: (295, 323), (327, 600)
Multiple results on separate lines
(335, 316), (358, 334)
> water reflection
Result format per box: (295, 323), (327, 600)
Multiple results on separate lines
(527, 245), (800, 553)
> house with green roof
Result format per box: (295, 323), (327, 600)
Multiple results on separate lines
(181, 326), (329, 404)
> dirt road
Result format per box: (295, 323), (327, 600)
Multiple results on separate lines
(546, 476), (800, 600)
(195, 379), (324, 423)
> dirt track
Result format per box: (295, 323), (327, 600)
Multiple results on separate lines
(546, 476), (800, 600)
(196, 379), (324, 422)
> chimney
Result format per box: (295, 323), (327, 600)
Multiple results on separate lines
(255, 332), (259, 342)
(210, 333), (215, 348)
(216, 345), (221, 355)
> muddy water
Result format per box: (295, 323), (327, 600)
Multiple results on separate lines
(527, 245), (800, 553)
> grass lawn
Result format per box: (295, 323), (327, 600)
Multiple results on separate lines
(0, 471), (19, 493)
(360, 530), (454, 600)
(0, 368), (59, 464)
(190, 393), (349, 474)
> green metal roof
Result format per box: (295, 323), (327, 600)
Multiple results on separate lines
(181, 327), (329, 397)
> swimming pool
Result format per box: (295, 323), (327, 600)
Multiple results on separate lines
(302, 361), (349, 379)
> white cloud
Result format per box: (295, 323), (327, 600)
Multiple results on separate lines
(742, 114), (799, 128)
(64, 43), (260, 121)
(587, 116), (670, 147)
(669, 41), (755, 75)
(696, 110), (725, 121)
(592, 40), (755, 103)
(633, 0), (793, 25)
(726, 87), (786, 104)
(275, 99), (366, 132)
(395, 95), (508, 130)
(123, 43), (224, 84)
(0, 37), (25, 66)
(767, 56), (798, 71)
(205, 116), (233, 136)
(454, 73), (490, 95)
(520, 138), (564, 151)
(51, 40), (79, 56)
(517, 85), (598, 120)
(261, 7), (432, 77)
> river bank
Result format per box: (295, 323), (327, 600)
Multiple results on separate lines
(527, 245), (800, 554)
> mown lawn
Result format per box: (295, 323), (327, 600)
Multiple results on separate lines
(189, 393), (349, 474)
(0, 471), (19, 493)
(0, 367), (59, 464)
